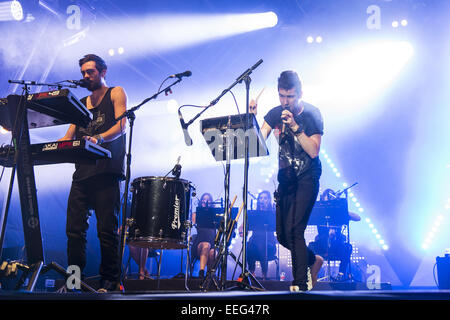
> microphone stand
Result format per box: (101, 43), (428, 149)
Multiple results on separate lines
(115, 77), (183, 286)
(182, 59), (263, 291)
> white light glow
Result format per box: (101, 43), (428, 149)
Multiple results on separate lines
(87, 12), (278, 58)
(0, 0), (23, 21)
(313, 40), (414, 126)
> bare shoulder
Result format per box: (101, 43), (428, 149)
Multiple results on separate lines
(111, 86), (127, 97)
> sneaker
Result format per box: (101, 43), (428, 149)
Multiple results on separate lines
(97, 279), (121, 293)
(307, 267), (313, 291)
(289, 285), (300, 292)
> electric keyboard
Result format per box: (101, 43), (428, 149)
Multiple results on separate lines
(0, 139), (111, 167)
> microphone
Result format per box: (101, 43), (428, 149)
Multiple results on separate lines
(178, 109), (193, 146)
(280, 106), (288, 143)
(169, 71), (192, 79)
(67, 79), (89, 88)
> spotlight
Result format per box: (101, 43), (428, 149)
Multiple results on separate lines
(315, 36), (323, 43)
(306, 36), (314, 43)
(118, 47), (125, 55)
(392, 20), (399, 28)
(0, 0), (23, 21)
(401, 19), (408, 27)
(108, 49), (115, 56)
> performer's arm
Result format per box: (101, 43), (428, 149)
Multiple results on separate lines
(282, 110), (321, 159)
(250, 99), (272, 140)
(85, 86), (128, 145)
(58, 124), (76, 141)
(293, 130), (321, 159)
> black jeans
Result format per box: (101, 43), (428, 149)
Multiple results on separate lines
(276, 173), (320, 289)
(66, 173), (121, 282)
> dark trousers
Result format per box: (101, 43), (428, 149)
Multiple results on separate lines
(66, 174), (121, 282)
(276, 173), (320, 289)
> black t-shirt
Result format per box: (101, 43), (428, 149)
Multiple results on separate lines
(72, 87), (126, 182)
(264, 102), (323, 184)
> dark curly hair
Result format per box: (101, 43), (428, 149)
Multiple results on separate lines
(79, 54), (107, 73)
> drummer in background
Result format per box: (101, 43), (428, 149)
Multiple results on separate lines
(191, 193), (217, 280)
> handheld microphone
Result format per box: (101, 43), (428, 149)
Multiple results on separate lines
(178, 110), (193, 146)
(67, 79), (89, 88)
(280, 106), (288, 143)
(169, 71), (192, 79)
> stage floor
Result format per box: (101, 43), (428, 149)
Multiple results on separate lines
(1, 278), (448, 300)
(1, 279), (448, 318)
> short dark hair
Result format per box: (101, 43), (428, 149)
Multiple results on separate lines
(278, 70), (302, 94)
(79, 54), (107, 73)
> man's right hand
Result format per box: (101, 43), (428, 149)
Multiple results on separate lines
(249, 99), (258, 115)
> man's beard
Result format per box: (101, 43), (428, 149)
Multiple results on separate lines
(87, 80), (102, 92)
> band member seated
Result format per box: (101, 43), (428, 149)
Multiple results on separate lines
(191, 193), (217, 280)
(240, 190), (277, 280)
(308, 189), (360, 281)
(128, 246), (150, 280)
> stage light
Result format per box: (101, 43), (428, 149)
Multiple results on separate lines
(0, 0), (23, 21)
(118, 47), (125, 55)
(401, 19), (408, 27)
(392, 20), (399, 28)
(421, 212), (446, 250)
(108, 49), (115, 56)
(87, 11), (278, 58)
(315, 36), (323, 43)
(306, 36), (314, 43)
(315, 40), (414, 126)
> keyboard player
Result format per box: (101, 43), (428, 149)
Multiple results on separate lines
(58, 54), (127, 293)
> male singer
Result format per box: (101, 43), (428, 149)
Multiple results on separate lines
(251, 70), (323, 291)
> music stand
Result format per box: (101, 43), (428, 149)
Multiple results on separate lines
(309, 198), (350, 281)
(195, 207), (226, 229)
(200, 113), (268, 290)
(247, 210), (278, 280)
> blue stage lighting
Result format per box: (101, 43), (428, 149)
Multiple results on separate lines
(320, 149), (388, 251)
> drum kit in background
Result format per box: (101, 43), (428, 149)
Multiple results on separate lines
(127, 175), (195, 251)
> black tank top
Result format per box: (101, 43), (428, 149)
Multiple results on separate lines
(72, 87), (126, 182)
